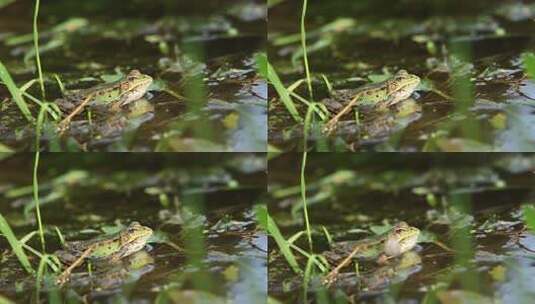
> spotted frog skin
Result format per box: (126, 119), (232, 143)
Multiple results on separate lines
(325, 70), (421, 110)
(55, 222), (153, 265)
(323, 222), (420, 263)
(57, 70), (153, 111)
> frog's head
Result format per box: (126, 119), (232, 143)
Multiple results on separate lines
(383, 221), (420, 257)
(385, 70), (420, 103)
(118, 222), (153, 255)
(118, 70), (153, 105)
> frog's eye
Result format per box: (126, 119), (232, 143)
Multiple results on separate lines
(128, 70), (141, 78)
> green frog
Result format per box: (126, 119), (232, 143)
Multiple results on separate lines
(323, 222), (420, 285)
(55, 222), (153, 265)
(326, 70), (420, 110)
(323, 70), (420, 133)
(57, 70), (153, 112)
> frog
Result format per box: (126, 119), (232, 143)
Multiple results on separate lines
(322, 222), (420, 285)
(56, 70), (153, 113)
(55, 222), (153, 265)
(322, 70), (420, 134)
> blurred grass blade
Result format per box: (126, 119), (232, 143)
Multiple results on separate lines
(0, 214), (34, 274)
(522, 204), (535, 232)
(35, 104), (50, 150)
(522, 53), (535, 80)
(0, 294), (16, 304)
(303, 255), (320, 303)
(0, 61), (34, 122)
(254, 204), (268, 231)
(267, 211), (301, 274)
(0, 143), (14, 153)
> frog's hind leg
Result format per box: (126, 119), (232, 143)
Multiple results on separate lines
(56, 245), (95, 286)
(322, 93), (363, 135)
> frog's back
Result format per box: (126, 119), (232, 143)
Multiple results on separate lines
(329, 81), (389, 107)
(324, 237), (384, 264)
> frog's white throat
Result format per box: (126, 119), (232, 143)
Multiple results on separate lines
(122, 82), (152, 105)
(384, 235), (418, 257)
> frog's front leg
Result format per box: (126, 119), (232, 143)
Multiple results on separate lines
(110, 94), (132, 111)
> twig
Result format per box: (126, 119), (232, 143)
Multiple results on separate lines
(322, 93), (362, 135)
(56, 245), (94, 286)
(322, 240), (379, 287)
(433, 240), (455, 252)
(57, 93), (95, 133)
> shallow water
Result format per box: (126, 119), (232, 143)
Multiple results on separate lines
(0, 153), (267, 303)
(0, 0), (266, 152)
(268, 153), (535, 303)
(268, 0), (535, 152)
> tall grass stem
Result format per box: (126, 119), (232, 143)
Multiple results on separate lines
(33, 0), (45, 98)
(300, 0), (313, 99)
(300, 152), (313, 250)
(33, 152), (45, 251)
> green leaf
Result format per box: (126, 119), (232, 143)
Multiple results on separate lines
(522, 204), (535, 233)
(266, 211), (301, 274)
(0, 214), (34, 274)
(265, 56), (303, 123)
(0, 0), (15, 9)
(0, 61), (34, 123)
(522, 52), (535, 80)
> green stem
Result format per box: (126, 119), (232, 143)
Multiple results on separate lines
(33, 0), (45, 98)
(300, 0), (313, 99)
(33, 152), (45, 251)
(300, 152), (312, 250)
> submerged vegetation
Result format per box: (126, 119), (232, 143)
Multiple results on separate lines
(268, 153), (535, 303)
(0, 0), (267, 152)
(0, 153), (267, 303)
(268, 0), (535, 152)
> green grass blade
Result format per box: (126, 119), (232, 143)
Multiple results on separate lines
(0, 61), (34, 122)
(523, 204), (535, 233)
(0, 214), (34, 274)
(300, 152), (313, 249)
(263, 57), (302, 123)
(33, 152), (46, 251)
(35, 104), (49, 151)
(303, 255), (318, 303)
(33, 0), (45, 98)
(300, 0), (313, 99)
(254, 204), (268, 231)
(522, 53), (535, 80)
(267, 211), (301, 274)
(0, 143), (14, 153)
(0, 294), (16, 304)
